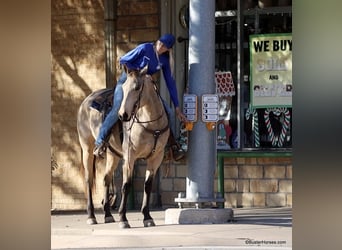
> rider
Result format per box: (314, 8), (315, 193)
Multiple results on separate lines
(93, 34), (187, 160)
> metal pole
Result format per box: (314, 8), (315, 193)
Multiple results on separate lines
(237, 0), (245, 148)
(217, 155), (224, 208)
(186, 0), (216, 202)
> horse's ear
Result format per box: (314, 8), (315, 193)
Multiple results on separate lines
(140, 65), (148, 75)
(123, 64), (129, 74)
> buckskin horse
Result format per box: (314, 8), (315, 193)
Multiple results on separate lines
(77, 66), (169, 228)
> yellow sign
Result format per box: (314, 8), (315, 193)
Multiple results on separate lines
(250, 34), (292, 108)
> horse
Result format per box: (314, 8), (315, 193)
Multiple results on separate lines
(77, 66), (170, 228)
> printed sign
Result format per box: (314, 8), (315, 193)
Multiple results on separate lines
(202, 94), (219, 122)
(250, 33), (292, 108)
(183, 94), (197, 122)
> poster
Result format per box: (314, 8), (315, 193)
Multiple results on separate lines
(250, 34), (292, 108)
(215, 71), (236, 150)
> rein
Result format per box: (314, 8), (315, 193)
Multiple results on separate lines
(131, 80), (164, 121)
(128, 78), (169, 160)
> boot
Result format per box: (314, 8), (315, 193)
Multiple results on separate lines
(93, 141), (108, 159)
(168, 131), (185, 161)
(93, 129), (113, 158)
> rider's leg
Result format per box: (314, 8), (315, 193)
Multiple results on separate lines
(161, 99), (185, 161)
(93, 72), (127, 158)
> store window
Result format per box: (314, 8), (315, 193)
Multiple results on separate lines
(215, 0), (292, 150)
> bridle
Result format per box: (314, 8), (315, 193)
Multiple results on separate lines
(128, 79), (164, 125)
(126, 74), (169, 159)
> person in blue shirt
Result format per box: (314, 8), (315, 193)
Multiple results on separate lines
(93, 34), (187, 160)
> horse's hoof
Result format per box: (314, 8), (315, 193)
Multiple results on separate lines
(118, 221), (131, 229)
(104, 216), (115, 223)
(87, 218), (97, 225)
(143, 219), (155, 227)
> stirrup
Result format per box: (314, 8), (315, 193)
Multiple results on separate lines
(93, 142), (108, 158)
(171, 144), (185, 161)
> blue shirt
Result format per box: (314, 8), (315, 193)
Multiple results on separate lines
(119, 43), (179, 108)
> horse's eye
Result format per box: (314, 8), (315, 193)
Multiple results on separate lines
(134, 78), (144, 91)
(134, 83), (141, 91)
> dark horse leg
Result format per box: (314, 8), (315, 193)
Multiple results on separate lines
(141, 174), (155, 227)
(118, 181), (132, 228)
(86, 183), (97, 224)
(102, 175), (115, 223)
(84, 152), (97, 225)
(117, 160), (133, 228)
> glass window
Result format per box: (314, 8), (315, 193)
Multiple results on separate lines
(215, 3), (292, 150)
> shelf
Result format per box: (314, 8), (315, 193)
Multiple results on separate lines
(215, 6), (292, 18)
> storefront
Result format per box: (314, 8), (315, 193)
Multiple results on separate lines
(214, 1), (292, 152)
(173, 1), (293, 208)
(213, 1), (293, 207)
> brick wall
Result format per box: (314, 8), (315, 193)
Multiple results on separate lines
(116, 0), (160, 58)
(51, 0), (107, 210)
(51, 0), (161, 211)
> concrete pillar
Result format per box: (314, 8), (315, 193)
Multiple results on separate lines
(104, 0), (116, 88)
(185, 0), (216, 202)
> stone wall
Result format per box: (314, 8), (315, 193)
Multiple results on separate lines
(129, 157), (292, 208)
(220, 157), (292, 207)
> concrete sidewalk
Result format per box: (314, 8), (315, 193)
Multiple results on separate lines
(51, 207), (292, 250)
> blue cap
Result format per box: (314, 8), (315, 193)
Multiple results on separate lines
(158, 34), (175, 49)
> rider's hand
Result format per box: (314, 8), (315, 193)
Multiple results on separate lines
(175, 107), (188, 123)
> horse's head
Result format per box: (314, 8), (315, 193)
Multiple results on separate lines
(118, 65), (148, 122)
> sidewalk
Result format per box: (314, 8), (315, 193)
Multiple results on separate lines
(51, 207), (292, 250)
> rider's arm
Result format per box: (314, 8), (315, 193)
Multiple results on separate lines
(119, 44), (150, 70)
(160, 56), (179, 108)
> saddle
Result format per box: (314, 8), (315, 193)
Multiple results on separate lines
(90, 88), (115, 121)
(90, 88), (123, 146)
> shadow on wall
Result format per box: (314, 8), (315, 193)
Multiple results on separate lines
(51, 0), (108, 209)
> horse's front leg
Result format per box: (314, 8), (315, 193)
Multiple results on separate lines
(118, 158), (134, 228)
(141, 154), (165, 227)
(141, 171), (155, 227)
(102, 153), (119, 223)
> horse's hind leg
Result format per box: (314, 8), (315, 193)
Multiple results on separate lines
(102, 153), (119, 223)
(81, 147), (98, 225)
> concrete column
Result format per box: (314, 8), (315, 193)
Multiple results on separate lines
(104, 0), (116, 88)
(186, 0), (216, 202)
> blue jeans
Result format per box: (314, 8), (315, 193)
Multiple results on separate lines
(95, 71), (127, 146)
(95, 71), (173, 146)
